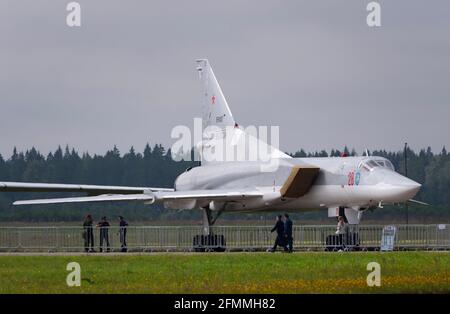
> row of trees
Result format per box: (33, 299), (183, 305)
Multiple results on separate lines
(0, 144), (195, 221)
(0, 144), (448, 221)
(0, 144), (190, 188)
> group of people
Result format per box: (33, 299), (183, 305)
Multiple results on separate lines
(268, 214), (347, 253)
(82, 213), (345, 253)
(268, 214), (293, 253)
(82, 215), (129, 253)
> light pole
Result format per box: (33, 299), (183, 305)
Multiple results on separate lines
(404, 142), (409, 226)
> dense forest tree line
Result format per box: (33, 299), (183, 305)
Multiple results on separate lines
(0, 144), (195, 221)
(0, 144), (449, 222)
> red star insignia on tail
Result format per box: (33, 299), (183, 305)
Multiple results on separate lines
(211, 95), (216, 104)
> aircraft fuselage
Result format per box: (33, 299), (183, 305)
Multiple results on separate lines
(174, 156), (421, 213)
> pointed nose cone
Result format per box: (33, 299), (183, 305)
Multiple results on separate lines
(389, 173), (421, 201)
(403, 179), (421, 200)
(370, 168), (422, 203)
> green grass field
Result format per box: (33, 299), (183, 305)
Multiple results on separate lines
(0, 252), (449, 293)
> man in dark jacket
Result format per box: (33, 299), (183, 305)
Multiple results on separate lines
(268, 215), (285, 252)
(97, 216), (110, 252)
(283, 214), (293, 253)
(118, 216), (129, 252)
(82, 214), (94, 253)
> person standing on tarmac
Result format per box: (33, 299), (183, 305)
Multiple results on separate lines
(268, 215), (285, 252)
(283, 214), (293, 253)
(82, 214), (94, 253)
(335, 216), (347, 249)
(97, 216), (110, 252)
(336, 216), (346, 235)
(118, 216), (129, 252)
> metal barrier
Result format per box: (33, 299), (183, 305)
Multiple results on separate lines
(0, 224), (448, 252)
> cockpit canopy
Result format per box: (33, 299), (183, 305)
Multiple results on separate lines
(359, 158), (395, 172)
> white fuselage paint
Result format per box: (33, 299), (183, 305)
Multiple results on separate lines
(174, 156), (421, 213)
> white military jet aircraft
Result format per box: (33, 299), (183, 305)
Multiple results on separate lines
(0, 59), (421, 232)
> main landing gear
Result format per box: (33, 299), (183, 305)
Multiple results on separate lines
(193, 207), (226, 252)
(325, 206), (361, 251)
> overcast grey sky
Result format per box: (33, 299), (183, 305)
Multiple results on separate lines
(1, 1), (449, 157)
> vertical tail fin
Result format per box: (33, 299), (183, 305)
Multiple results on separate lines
(195, 59), (290, 166)
(196, 59), (235, 132)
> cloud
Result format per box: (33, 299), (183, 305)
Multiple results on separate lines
(0, 0), (449, 157)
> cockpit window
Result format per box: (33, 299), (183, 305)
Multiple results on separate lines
(360, 159), (395, 171)
(378, 160), (394, 170)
